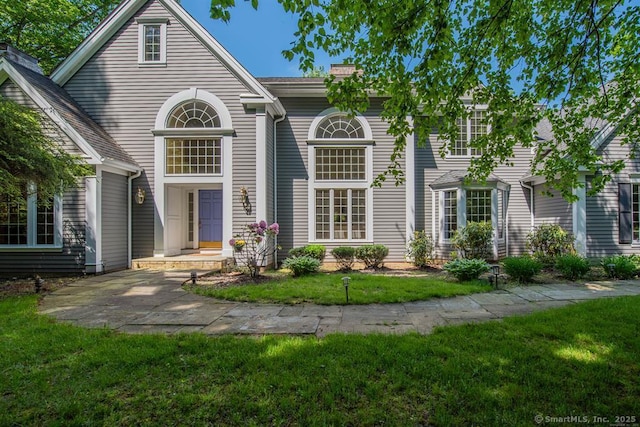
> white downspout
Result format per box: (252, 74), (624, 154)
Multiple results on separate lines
(273, 114), (286, 269)
(127, 170), (142, 269)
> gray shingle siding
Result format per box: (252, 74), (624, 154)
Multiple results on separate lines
(62, 0), (260, 257)
(101, 172), (128, 271)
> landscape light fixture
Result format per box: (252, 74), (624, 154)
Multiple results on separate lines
(342, 276), (351, 303)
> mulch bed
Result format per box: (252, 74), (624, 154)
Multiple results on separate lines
(0, 276), (81, 298)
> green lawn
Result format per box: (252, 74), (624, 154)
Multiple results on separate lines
(188, 272), (492, 304)
(2, 295), (639, 425)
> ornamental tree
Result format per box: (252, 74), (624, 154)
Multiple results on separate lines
(211, 0), (640, 200)
(230, 220), (280, 278)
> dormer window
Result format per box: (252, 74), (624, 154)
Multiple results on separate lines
(136, 18), (167, 65)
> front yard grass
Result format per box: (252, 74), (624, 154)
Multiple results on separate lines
(187, 271), (492, 304)
(1, 295), (639, 425)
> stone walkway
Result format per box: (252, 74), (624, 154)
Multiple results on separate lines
(38, 270), (640, 337)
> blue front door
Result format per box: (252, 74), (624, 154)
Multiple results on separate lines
(199, 190), (222, 248)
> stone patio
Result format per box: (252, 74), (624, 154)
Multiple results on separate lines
(38, 270), (640, 337)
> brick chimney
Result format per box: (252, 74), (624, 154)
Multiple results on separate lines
(329, 64), (362, 77)
(0, 43), (44, 75)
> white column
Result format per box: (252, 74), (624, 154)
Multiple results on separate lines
(222, 134), (234, 257)
(573, 175), (587, 256)
(255, 108), (267, 222)
(85, 167), (103, 273)
(405, 116), (415, 246)
(491, 188), (499, 260)
(153, 136), (165, 256)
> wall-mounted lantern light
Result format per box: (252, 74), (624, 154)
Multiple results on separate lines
(135, 187), (146, 205)
(240, 186), (252, 215)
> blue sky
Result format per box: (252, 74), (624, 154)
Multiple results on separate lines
(180, 0), (336, 77)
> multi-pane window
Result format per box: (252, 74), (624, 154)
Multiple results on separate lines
(315, 148), (366, 181)
(0, 195), (27, 245)
(466, 190), (492, 223)
(144, 25), (161, 62)
(311, 112), (370, 241)
(0, 192), (58, 247)
(315, 189), (367, 240)
(443, 190), (457, 240)
(166, 139), (222, 175)
(450, 110), (487, 156)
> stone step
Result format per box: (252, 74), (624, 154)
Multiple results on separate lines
(132, 255), (234, 271)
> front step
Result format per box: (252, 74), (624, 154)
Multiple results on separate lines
(132, 255), (234, 271)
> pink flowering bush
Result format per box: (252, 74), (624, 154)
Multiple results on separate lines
(230, 220), (280, 278)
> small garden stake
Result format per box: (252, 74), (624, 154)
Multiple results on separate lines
(342, 276), (350, 303)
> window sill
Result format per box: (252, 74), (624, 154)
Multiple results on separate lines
(310, 239), (373, 244)
(0, 246), (63, 252)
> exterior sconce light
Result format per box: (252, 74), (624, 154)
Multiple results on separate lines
(135, 187), (146, 205)
(490, 264), (500, 288)
(342, 276), (351, 303)
(240, 186), (252, 215)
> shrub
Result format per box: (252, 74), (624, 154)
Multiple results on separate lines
(601, 255), (638, 279)
(355, 244), (389, 269)
(406, 230), (434, 268)
(282, 255), (321, 277)
(451, 221), (493, 259)
(555, 255), (591, 281)
(230, 221), (280, 278)
(526, 224), (575, 267)
(502, 256), (542, 284)
(443, 258), (491, 281)
(289, 244), (326, 261)
(331, 246), (356, 271)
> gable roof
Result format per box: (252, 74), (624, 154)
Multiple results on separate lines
(0, 57), (139, 171)
(50, 0), (284, 115)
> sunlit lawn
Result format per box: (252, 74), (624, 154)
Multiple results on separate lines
(1, 295), (639, 425)
(188, 271), (492, 304)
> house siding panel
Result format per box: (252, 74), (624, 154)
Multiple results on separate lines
(586, 133), (640, 257)
(275, 98), (407, 261)
(101, 172), (128, 271)
(62, 0), (258, 258)
(534, 188), (572, 230)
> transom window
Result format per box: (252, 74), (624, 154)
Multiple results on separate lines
(167, 101), (221, 128)
(0, 191), (60, 247)
(451, 110), (487, 156)
(315, 115), (365, 139)
(166, 139), (221, 175)
(315, 148), (366, 181)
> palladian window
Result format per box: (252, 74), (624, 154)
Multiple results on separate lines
(165, 101), (222, 176)
(309, 112), (373, 242)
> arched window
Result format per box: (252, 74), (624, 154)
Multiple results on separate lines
(315, 114), (365, 139)
(167, 101), (221, 128)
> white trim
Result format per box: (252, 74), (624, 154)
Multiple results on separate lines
(405, 116), (415, 247)
(572, 175), (587, 256)
(137, 21), (167, 65)
(255, 109), (267, 222)
(491, 189), (499, 259)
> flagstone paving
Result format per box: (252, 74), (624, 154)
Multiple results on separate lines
(38, 270), (640, 337)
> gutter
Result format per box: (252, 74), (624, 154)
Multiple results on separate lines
(273, 114), (286, 268)
(127, 169), (142, 269)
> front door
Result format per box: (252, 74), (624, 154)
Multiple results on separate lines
(199, 190), (222, 248)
